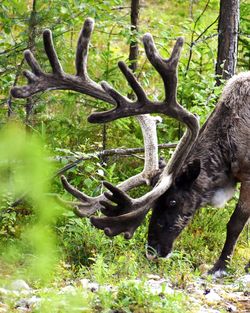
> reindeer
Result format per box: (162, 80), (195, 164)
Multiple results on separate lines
(11, 18), (250, 275)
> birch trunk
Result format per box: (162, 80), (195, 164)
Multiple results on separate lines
(216, 0), (239, 85)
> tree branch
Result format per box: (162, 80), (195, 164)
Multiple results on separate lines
(10, 143), (177, 208)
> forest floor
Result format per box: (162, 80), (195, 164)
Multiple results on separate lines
(0, 272), (249, 312)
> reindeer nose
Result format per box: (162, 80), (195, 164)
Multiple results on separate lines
(145, 244), (160, 260)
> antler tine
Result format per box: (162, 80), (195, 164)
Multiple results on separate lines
(91, 36), (200, 238)
(11, 50), (43, 98)
(141, 34), (199, 175)
(91, 209), (148, 239)
(23, 69), (38, 84)
(60, 169), (156, 218)
(60, 175), (102, 217)
(61, 175), (92, 202)
(88, 36), (189, 125)
(76, 17), (94, 78)
(53, 193), (97, 217)
(142, 34), (184, 103)
(89, 173), (173, 239)
(91, 182), (150, 239)
(88, 61), (150, 123)
(89, 59), (150, 123)
(11, 18), (199, 241)
(102, 60), (149, 104)
(23, 50), (43, 76)
(11, 18), (110, 102)
(100, 81), (125, 107)
(60, 113), (161, 217)
(118, 61), (148, 102)
(43, 29), (64, 75)
(11, 18), (162, 220)
(168, 37), (184, 66)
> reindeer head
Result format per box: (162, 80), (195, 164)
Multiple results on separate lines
(147, 160), (201, 259)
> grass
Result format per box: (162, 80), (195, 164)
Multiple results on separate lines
(1, 190), (249, 312)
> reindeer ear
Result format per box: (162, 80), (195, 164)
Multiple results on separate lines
(175, 159), (201, 189)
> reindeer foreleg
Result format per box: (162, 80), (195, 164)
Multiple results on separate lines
(209, 181), (250, 275)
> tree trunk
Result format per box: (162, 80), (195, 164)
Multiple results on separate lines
(216, 0), (239, 85)
(7, 0), (37, 120)
(129, 0), (140, 72)
(25, 0), (37, 128)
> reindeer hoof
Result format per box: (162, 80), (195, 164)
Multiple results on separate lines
(244, 261), (250, 273)
(208, 260), (228, 278)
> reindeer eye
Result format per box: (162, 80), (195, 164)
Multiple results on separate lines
(157, 221), (164, 228)
(169, 200), (177, 207)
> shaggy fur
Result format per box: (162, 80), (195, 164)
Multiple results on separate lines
(148, 72), (250, 273)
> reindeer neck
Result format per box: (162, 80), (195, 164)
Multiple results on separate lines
(186, 101), (237, 208)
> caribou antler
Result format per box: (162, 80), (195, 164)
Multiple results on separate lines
(90, 34), (200, 238)
(11, 17), (199, 238)
(11, 18), (162, 217)
(11, 19), (105, 101)
(60, 113), (162, 217)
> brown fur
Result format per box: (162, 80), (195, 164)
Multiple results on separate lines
(148, 72), (250, 273)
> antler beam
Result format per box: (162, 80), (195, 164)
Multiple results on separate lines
(90, 33), (200, 238)
(11, 18), (163, 218)
(11, 17), (199, 239)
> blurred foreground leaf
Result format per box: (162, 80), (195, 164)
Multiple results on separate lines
(0, 123), (62, 283)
